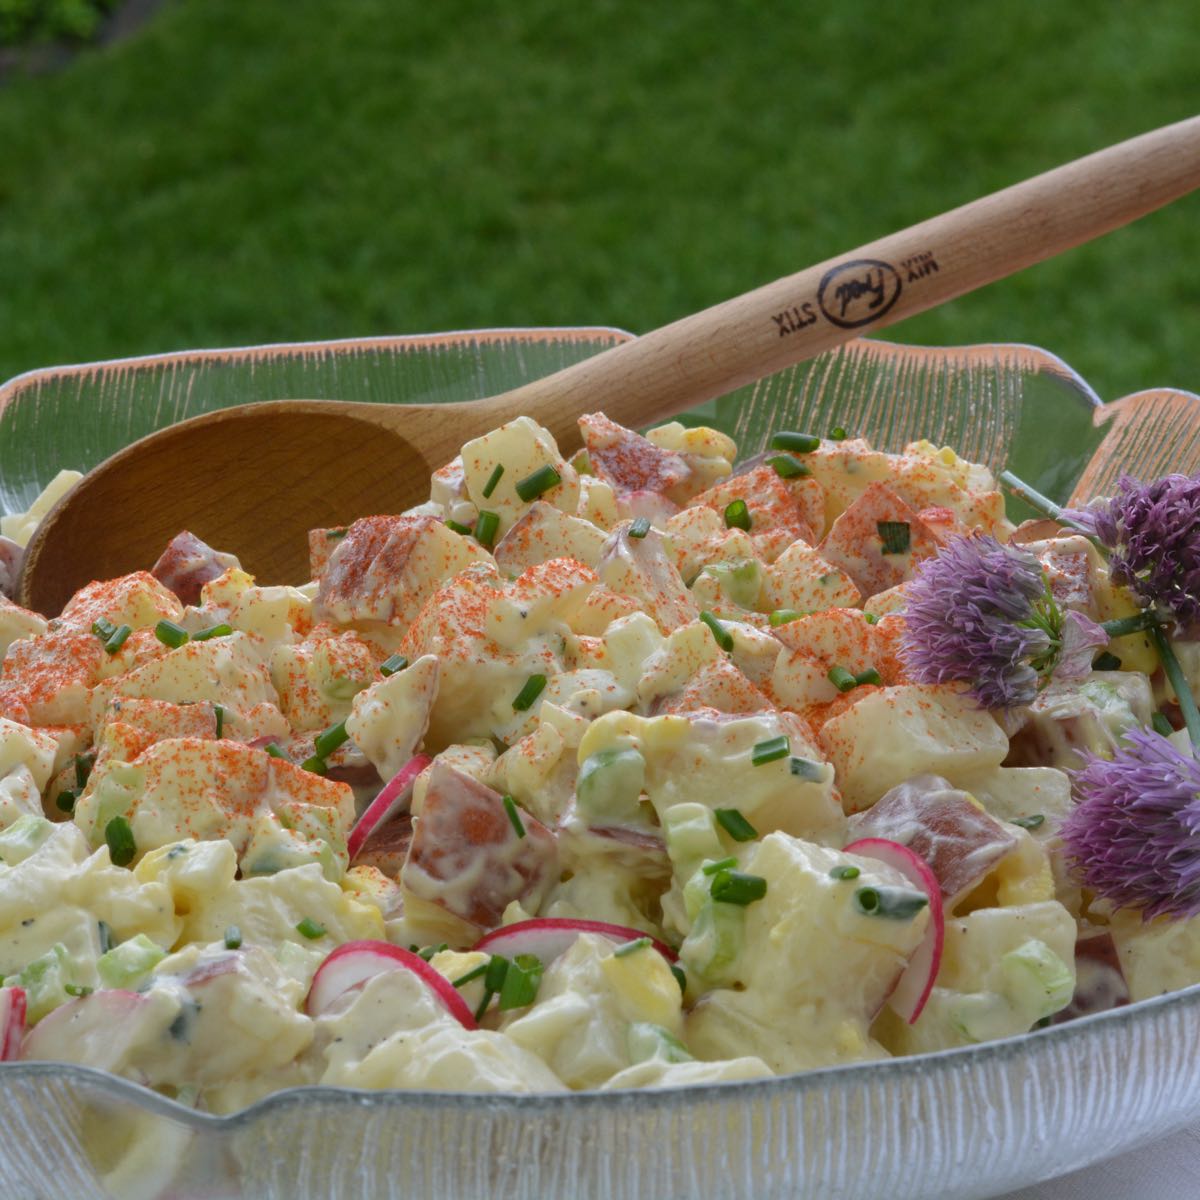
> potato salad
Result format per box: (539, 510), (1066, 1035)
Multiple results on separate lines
(0, 411), (1196, 1112)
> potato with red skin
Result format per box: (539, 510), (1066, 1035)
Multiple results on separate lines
(691, 465), (817, 549)
(579, 412), (692, 501)
(402, 761), (558, 931)
(151, 532), (240, 606)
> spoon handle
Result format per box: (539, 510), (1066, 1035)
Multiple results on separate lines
(486, 114), (1200, 446)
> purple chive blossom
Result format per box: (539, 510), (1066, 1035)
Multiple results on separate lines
(901, 534), (1106, 709)
(1062, 728), (1200, 920)
(1064, 472), (1200, 625)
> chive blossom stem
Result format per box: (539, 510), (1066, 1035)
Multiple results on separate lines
(1151, 625), (1200, 752)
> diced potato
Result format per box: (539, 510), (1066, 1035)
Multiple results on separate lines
(492, 502), (607, 575)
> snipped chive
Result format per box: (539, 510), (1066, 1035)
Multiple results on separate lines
(314, 720), (349, 759)
(192, 623), (233, 642)
(769, 609), (804, 626)
(452, 962), (489, 988)
(855, 666), (882, 687)
(613, 937), (651, 959)
(515, 464), (561, 503)
(710, 870), (768, 906)
(475, 510), (500, 549)
(750, 735), (789, 766)
(481, 463), (505, 499)
(854, 885), (928, 919)
(670, 964), (687, 994)
(699, 610), (733, 652)
(103, 624), (132, 654)
(877, 521), (911, 555)
(769, 431), (820, 453)
(417, 943), (448, 962)
(155, 619), (189, 649)
(105, 816), (136, 867)
(380, 653), (408, 677)
(830, 426), (848, 441)
(224, 925), (243, 950)
(723, 499), (752, 531)
(767, 454), (811, 479)
(829, 864), (860, 880)
(1010, 814), (1046, 830)
(502, 794), (526, 838)
(1151, 711), (1174, 737)
(828, 665), (858, 692)
(214, 703), (226, 739)
(1093, 651), (1122, 671)
(295, 917), (326, 939)
(91, 617), (116, 641)
(702, 856), (739, 877)
(55, 790), (77, 814)
(74, 752), (95, 790)
(498, 953), (543, 1011)
(300, 755), (327, 775)
(445, 519), (472, 536)
(512, 674), (547, 712)
(715, 808), (758, 842)
(790, 756), (824, 781)
(629, 517), (651, 538)
(264, 742), (288, 760)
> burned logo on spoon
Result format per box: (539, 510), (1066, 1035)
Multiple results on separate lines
(817, 258), (904, 328)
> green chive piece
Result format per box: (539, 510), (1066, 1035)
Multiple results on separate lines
(445, 519), (472, 536)
(515, 464), (561, 503)
(723, 498), (752, 531)
(1100, 611), (1160, 638)
(104, 624), (133, 654)
(629, 517), (652, 538)
(475, 510), (500, 549)
(828, 665), (858, 692)
(699, 610), (733, 652)
(502, 794), (526, 838)
(498, 953), (544, 1011)
(829, 865), (861, 880)
(1010, 814), (1046, 830)
(710, 870), (768, 906)
(750, 735), (790, 767)
(484, 954), (510, 993)
(314, 720), (350, 759)
(295, 917), (326, 940)
(380, 653), (409, 677)
(155, 619), (190, 649)
(74, 753), (94, 789)
(452, 962), (489, 988)
(212, 703), (226, 739)
(417, 943), (448, 962)
(192, 623), (233, 642)
(224, 925), (243, 950)
(1151, 711), (1174, 737)
(613, 937), (651, 959)
(853, 885), (928, 919)
(790, 756), (824, 781)
(877, 521), (911, 555)
(91, 617), (116, 641)
(97, 921), (113, 953)
(769, 608), (804, 627)
(715, 808), (759, 842)
(1093, 651), (1122, 671)
(264, 742), (288, 760)
(769, 431), (820, 453)
(481, 463), (505, 499)
(864, 612), (880, 625)
(326, 527), (348, 541)
(767, 454), (811, 479)
(854, 667), (882, 687)
(300, 755), (328, 775)
(670, 964), (687, 994)
(830, 426), (848, 441)
(64, 984), (93, 998)
(702, 856), (739, 876)
(105, 816), (136, 867)
(512, 674), (547, 712)
(56, 790), (78, 814)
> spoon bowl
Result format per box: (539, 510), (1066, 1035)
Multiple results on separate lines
(17, 116), (1200, 615)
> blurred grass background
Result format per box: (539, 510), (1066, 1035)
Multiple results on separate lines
(0, 0), (1197, 402)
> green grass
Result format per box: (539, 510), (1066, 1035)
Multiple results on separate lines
(1, 0), (1198, 402)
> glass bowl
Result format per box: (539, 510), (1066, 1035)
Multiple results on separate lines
(1, 330), (1198, 1200)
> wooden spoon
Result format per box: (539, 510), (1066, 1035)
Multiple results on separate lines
(18, 116), (1200, 616)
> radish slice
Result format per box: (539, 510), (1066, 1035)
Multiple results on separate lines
(347, 754), (432, 863)
(844, 837), (944, 1024)
(305, 939), (476, 1028)
(474, 918), (677, 965)
(0, 986), (27, 1061)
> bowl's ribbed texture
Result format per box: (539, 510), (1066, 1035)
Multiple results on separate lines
(1, 329), (1197, 1200)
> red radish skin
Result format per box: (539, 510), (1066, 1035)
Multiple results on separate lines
(347, 754), (432, 863)
(306, 940), (477, 1029)
(0, 986), (26, 1061)
(474, 918), (677, 965)
(843, 837), (944, 1024)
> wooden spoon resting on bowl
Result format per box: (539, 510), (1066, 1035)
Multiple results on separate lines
(17, 116), (1200, 616)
